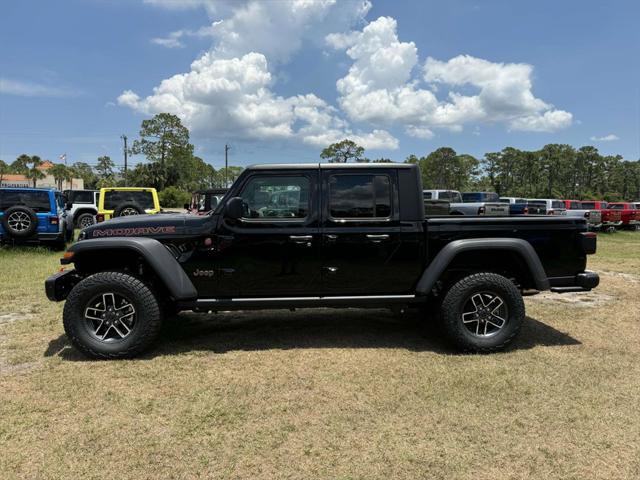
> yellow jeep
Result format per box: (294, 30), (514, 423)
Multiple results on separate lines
(96, 187), (161, 222)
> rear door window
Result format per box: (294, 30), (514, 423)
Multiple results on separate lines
(569, 201), (581, 209)
(581, 202), (596, 209)
(552, 201), (565, 209)
(104, 191), (155, 210)
(438, 191), (462, 202)
(329, 174), (391, 219)
(0, 190), (52, 212)
(70, 191), (95, 204)
(609, 204), (623, 210)
(462, 193), (482, 202)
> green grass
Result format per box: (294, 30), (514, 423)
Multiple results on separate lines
(1, 235), (639, 479)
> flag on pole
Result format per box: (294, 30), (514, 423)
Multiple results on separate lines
(59, 153), (67, 164)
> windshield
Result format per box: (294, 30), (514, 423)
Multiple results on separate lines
(0, 190), (52, 212)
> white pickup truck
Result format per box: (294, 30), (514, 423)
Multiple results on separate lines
(423, 190), (509, 216)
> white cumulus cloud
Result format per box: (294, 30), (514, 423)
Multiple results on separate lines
(128, 3), (572, 152)
(123, 0), (395, 150)
(118, 52), (396, 149)
(329, 16), (572, 134)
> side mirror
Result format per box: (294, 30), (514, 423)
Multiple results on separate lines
(183, 203), (190, 210)
(225, 197), (244, 220)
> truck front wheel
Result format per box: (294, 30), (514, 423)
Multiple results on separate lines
(439, 272), (524, 352)
(63, 272), (162, 359)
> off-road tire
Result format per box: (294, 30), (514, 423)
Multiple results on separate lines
(113, 203), (144, 217)
(63, 271), (162, 359)
(75, 212), (96, 229)
(1, 206), (38, 238)
(439, 272), (524, 353)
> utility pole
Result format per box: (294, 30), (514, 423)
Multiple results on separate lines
(224, 144), (230, 187)
(121, 134), (128, 186)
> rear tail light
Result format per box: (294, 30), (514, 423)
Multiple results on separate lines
(580, 231), (597, 255)
(96, 214), (105, 223)
(523, 207), (529, 215)
(49, 216), (59, 225)
(548, 210), (554, 215)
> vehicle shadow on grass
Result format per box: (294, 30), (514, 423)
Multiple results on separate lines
(45, 309), (580, 361)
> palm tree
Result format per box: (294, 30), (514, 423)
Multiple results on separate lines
(25, 155), (46, 187)
(50, 163), (72, 190)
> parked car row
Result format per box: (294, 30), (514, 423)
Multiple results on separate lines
(420, 189), (640, 232)
(2, 181), (638, 249)
(0, 186), (162, 248)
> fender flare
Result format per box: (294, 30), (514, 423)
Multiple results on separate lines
(63, 237), (198, 300)
(415, 237), (550, 294)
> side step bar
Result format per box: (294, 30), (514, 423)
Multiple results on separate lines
(179, 294), (421, 311)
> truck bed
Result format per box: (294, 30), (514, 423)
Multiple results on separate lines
(424, 216), (588, 279)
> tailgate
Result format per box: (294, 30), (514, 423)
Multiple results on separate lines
(588, 210), (602, 223)
(482, 203), (510, 216)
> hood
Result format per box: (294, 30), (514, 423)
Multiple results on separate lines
(82, 213), (214, 240)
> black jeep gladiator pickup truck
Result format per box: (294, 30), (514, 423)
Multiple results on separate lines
(45, 163), (599, 359)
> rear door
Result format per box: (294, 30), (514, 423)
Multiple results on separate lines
(320, 168), (414, 295)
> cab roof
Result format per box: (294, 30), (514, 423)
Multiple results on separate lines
(246, 163), (415, 170)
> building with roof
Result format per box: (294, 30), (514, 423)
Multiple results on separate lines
(0, 161), (84, 189)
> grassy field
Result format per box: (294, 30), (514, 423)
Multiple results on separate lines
(1, 232), (639, 479)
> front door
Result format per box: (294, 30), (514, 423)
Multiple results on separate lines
(320, 169), (415, 295)
(214, 170), (322, 297)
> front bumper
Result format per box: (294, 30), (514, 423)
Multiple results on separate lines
(549, 271), (600, 293)
(45, 270), (81, 301)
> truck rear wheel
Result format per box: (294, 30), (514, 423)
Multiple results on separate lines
(63, 272), (162, 359)
(439, 272), (524, 352)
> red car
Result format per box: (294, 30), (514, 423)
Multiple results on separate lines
(580, 201), (622, 232)
(607, 202), (640, 230)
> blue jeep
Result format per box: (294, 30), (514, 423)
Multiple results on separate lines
(0, 187), (70, 249)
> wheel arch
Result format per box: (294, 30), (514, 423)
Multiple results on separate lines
(415, 238), (550, 295)
(74, 207), (97, 218)
(64, 237), (197, 301)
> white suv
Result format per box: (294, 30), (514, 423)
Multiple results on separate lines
(63, 190), (99, 230)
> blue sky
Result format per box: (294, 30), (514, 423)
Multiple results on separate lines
(1, 0), (638, 172)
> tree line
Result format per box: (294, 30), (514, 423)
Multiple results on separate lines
(3, 117), (639, 207)
(0, 113), (244, 207)
(321, 140), (640, 201)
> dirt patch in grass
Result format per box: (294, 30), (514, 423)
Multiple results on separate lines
(529, 290), (614, 307)
(0, 235), (639, 479)
(0, 312), (32, 324)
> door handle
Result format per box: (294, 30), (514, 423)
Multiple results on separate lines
(289, 235), (313, 246)
(366, 234), (390, 243)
